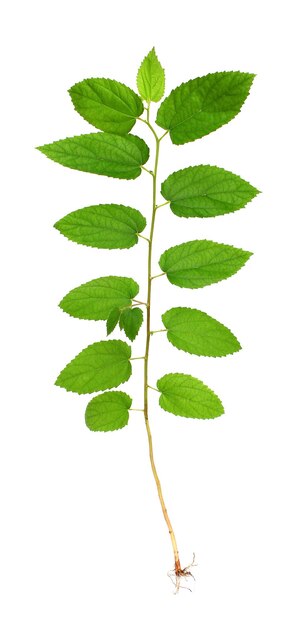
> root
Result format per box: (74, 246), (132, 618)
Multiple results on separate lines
(167, 553), (197, 593)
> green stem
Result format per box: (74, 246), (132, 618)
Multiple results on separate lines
(151, 272), (165, 280)
(132, 299), (148, 307)
(138, 233), (150, 243)
(156, 201), (170, 209)
(147, 384), (159, 392)
(143, 108), (181, 572)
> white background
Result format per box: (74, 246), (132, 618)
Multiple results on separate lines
(1, 0), (298, 624)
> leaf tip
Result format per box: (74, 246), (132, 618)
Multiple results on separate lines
(54, 373), (63, 389)
(53, 220), (61, 232)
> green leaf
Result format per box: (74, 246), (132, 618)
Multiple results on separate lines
(69, 78), (143, 134)
(119, 308), (143, 341)
(55, 340), (132, 394)
(157, 373), (224, 419)
(85, 391), (132, 432)
(156, 71), (255, 145)
(37, 132), (149, 180)
(159, 239), (252, 289)
(162, 307), (241, 357)
(59, 276), (139, 321)
(106, 308), (121, 336)
(161, 165), (260, 218)
(54, 204), (146, 249)
(137, 47), (165, 103)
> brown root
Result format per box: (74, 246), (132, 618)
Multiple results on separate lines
(167, 553), (197, 593)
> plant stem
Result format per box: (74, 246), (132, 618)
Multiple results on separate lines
(147, 384), (159, 392)
(143, 106), (181, 573)
(156, 201), (170, 209)
(151, 272), (165, 280)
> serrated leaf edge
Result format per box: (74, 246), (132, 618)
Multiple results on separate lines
(136, 47), (166, 103)
(55, 340), (132, 395)
(156, 71), (256, 145)
(161, 163), (261, 219)
(162, 306), (242, 358)
(58, 275), (140, 321)
(157, 372), (224, 419)
(36, 132), (150, 181)
(68, 76), (144, 124)
(159, 239), (253, 290)
(85, 390), (132, 432)
(54, 203), (147, 250)
(120, 308), (144, 341)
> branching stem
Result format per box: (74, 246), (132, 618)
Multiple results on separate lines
(132, 299), (148, 307)
(147, 384), (159, 392)
(138, 233), (150, 243)
(156, 200), (170, 209)
(142, 104), (182, 575)
(151, 272), (165, 280)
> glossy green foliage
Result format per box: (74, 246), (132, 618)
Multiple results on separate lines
(54, 204), (146, 249)
(161, 165), (259, 218)
(162, 307), (241, 357)
(55, 340), (132, 394)
(159, 239), (252, 289)
(156, 71), (255, 144)
(59, 276), (139, 321)
(69, 78), (143, 134)
(37, 132), (149, 179)
(119, 308), (143, 340)
(137, 47), (165, 103)
(38, 49), (258, 427)
(157, 373), (224, 419)
(85, 391), (132, 431)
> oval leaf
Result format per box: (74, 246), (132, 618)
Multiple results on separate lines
(156, 71), (255, 145)
(157, 373), (224, 419)
(54, 204), (146, 249)
(106, 308), (121, 336)
(119, 307), (143, 341)
(59, 276), (139, 321)
(85, 391), (132, 432)
(161, 165), (260, 218)
(137, 48), (165, 103)
(55, 340), (132, 394)
(159, 240), (252, 289)
(37, 132), (150, 180)
(69, 78), (143, 134)
(162, 307), (241, 357)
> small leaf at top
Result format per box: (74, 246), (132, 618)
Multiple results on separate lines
(162, 307), (241, 357)
(59, 276), (139, 321)
(55, 340), (132, 394)
(137, 48), (165, 103)
(119, 308), (143, 341)
(54, 204), (146, 249)
(106, 308), (121, 336)
(157, 373), (224, 419)
(159, 239), (252, 289)
(161, 165), (260, 218)
(69, 78), (143, 134)
(37, 132), (149, 180)
(85, 391), (132, 432)
(156, 71), (255, 144)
